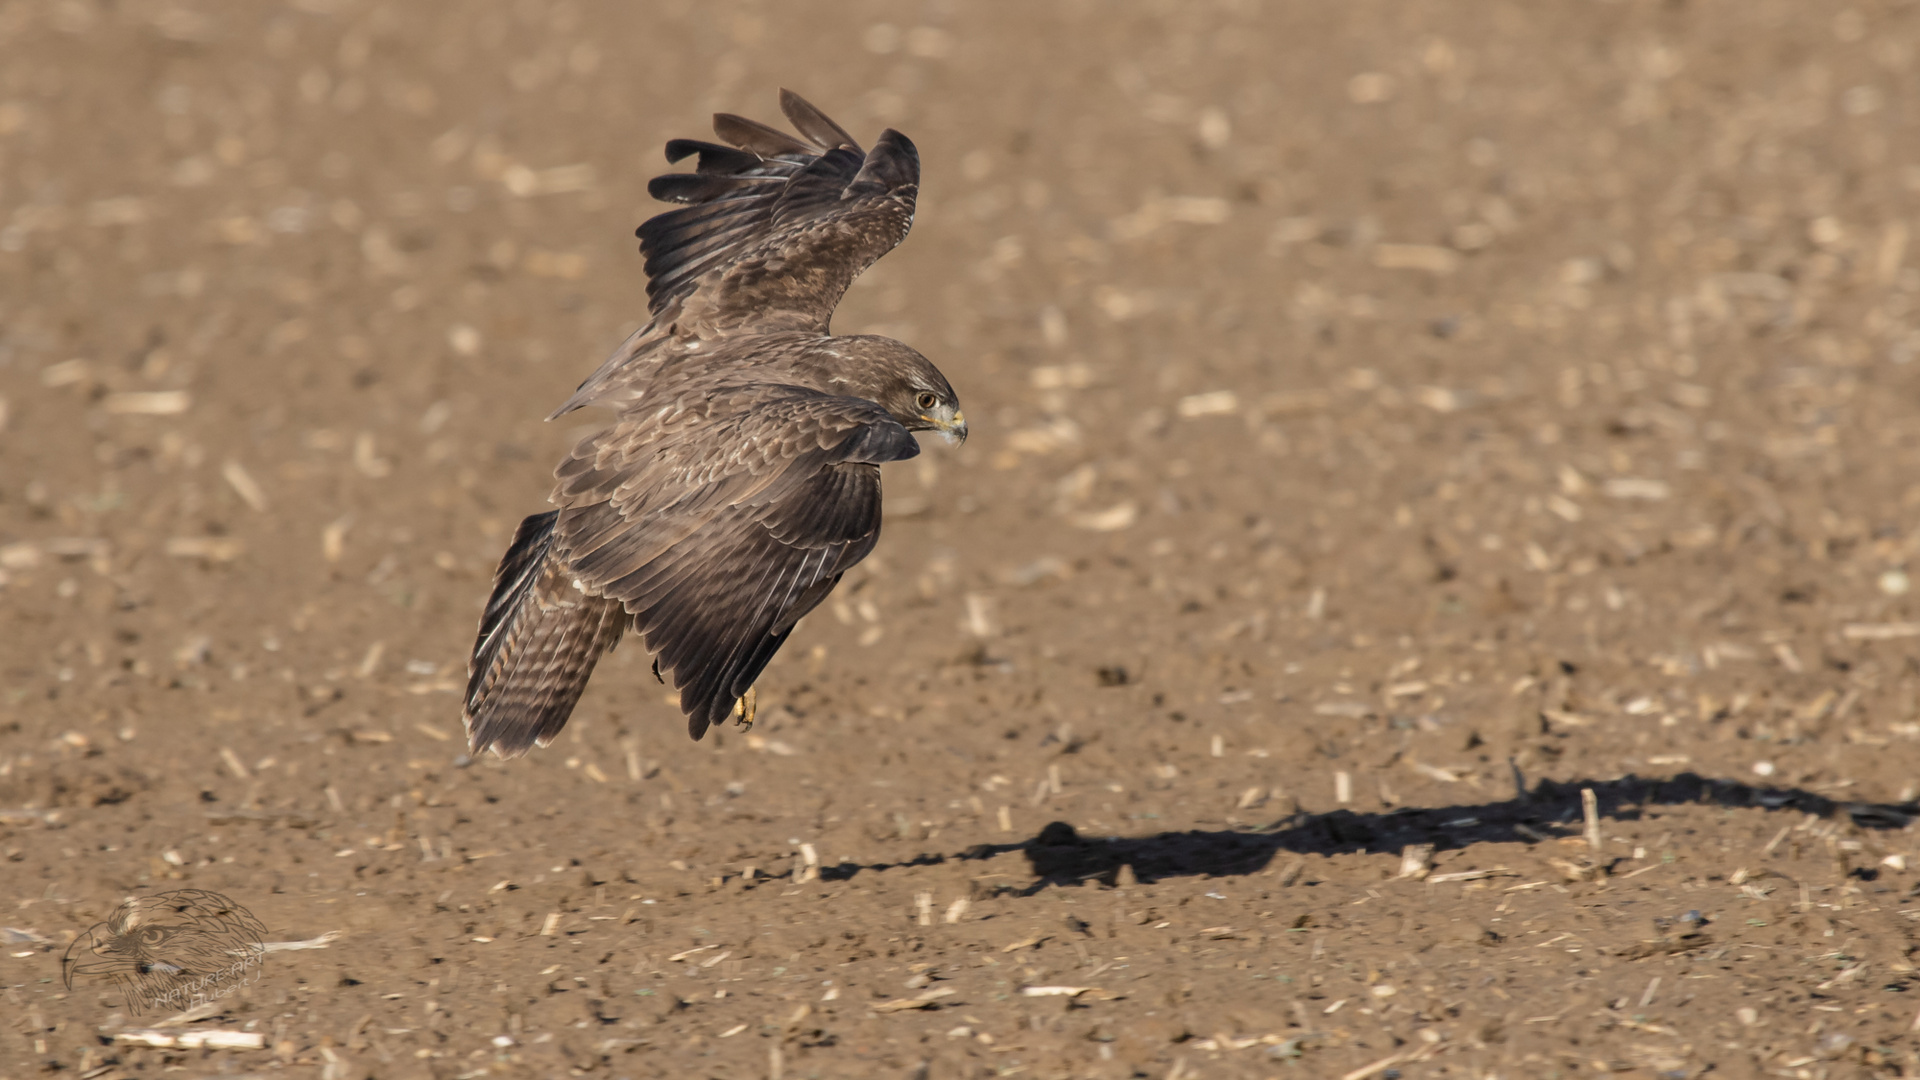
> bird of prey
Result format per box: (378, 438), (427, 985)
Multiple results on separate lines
(463, 91), (965, 758)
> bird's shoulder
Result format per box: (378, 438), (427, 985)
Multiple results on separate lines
(557, 380), (908, 505)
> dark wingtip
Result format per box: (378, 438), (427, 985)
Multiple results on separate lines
(663, 139), (766, 175)
(647, 172), (769, 205)
(848, 129), (921, 196)
(776, 87), (812, 123)
(674, 677), (741, 742)
(712, 111), (816, 158)
(778, 88), (860, 152)
(664, 138), (702, 164)
(876, 127), (918, 160)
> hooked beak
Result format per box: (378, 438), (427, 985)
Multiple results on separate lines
(919, 408), (966, 445)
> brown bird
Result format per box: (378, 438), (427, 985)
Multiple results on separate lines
(463, 91), (964, 758)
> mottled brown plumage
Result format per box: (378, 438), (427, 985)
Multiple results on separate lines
(464, 92), (964, 758)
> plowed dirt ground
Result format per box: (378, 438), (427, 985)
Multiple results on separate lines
(5, 2), (1920, 1077)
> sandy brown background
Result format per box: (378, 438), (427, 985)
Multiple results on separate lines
(5, 1), (1920, 1077)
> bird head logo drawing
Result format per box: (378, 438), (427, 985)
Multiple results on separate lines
(62, 889), (268, 1014)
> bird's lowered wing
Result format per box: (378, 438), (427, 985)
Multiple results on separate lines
(552, 386), (920, 738)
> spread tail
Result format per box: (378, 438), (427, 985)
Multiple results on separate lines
(463, 511), (627, 757)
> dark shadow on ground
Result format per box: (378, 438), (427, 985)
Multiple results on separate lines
(820, 772), (1917, 889)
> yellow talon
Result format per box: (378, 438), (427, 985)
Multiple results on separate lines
(732, 687), (757, 730)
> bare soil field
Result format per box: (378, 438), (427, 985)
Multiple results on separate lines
(5, 1), (1920, 1077)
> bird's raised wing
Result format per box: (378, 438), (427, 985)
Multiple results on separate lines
(550, 91), (919, 418)
(641, 89), (920, 334)
(552, 385), (920, 738)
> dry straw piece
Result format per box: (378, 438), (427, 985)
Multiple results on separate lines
(104, 390), (191, 415)
(117, 1030), (264, 1050)
(1397, 844), (1435, 880)
(1427, 867), (1517, 884)
(1582, 788), (1603, 852)
(322, 515), (353, 562)
(1842, 622), (1920, 641)
(221, 459), (268, 511)
(165, 537), (243, 562)
(1020, 985), (1114, 998)
(872, 988), (954, 1012)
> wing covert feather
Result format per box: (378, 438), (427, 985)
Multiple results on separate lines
(549, 388), (918, 736)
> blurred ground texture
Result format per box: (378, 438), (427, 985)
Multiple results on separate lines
(6, 1), (1920, 1077)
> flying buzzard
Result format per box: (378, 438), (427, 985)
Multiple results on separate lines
(463, 91), (964, 757)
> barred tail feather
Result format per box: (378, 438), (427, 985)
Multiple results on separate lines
(464, 512), (627, 757)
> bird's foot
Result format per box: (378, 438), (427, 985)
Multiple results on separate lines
(732, 687), (757, 731)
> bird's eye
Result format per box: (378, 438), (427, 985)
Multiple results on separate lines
(915, 391), (938, 411)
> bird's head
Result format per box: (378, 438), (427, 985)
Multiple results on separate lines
(822, 336), (966, 444)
